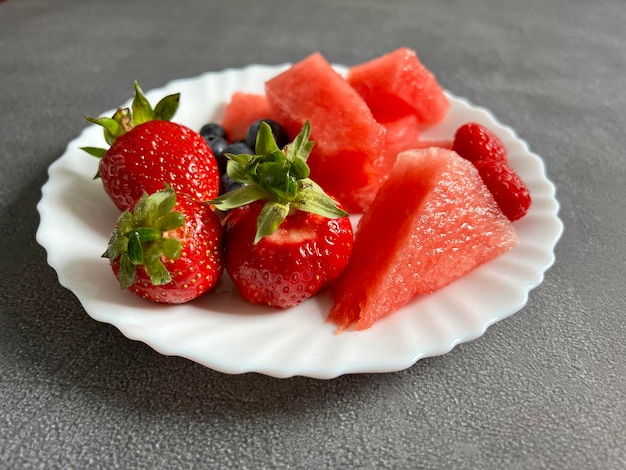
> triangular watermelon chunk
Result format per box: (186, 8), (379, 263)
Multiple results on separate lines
(347, 47), (450, 124)
(328, 147), (518, 331)
(265, 53), (387, 213)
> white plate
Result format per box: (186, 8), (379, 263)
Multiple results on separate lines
(36, 64), (563, 379)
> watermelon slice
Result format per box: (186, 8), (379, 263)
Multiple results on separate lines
(328, 148), (518, 331)
(380, 116), (454, 176)
(347, 47), (449, 124)
(379, 114), (423, 177)
(221, 92), (274, 142)
(265, 52), (387, 213)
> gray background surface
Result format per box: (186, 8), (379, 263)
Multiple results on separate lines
(1, 0), (624, 468)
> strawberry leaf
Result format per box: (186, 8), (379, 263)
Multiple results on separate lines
(286, 120), (314, 163)
(156, 212), (185, 232)
(84, 81), (179, 148)
(103, 229), (127, 260)
(115, 210), (135, 234)
(143, 256), (171, 285)
(131, 193), (153, 225)
(210, 185), (268, 211)
(255, 201), (290, 244)
(225, 152), (255, 183)
(153, 93), (180, 121)
(85, 116), (124, 146)
(154, 188), (177, 216)
(255, 121), (281, 155)
(118, 253), (136, 290)
(127, 232), (144, 265)
(290, 156), (310, 180)
(104, 187), (186, 290)
(128, 227), (161, 243)
(293, 179), (349, 218)
(150, 238), (181, 260)
(256, 160), (298, 201)
(226, 152), (255, 165)
(81, 146), (106, 159)
(131, 81), (155, 126)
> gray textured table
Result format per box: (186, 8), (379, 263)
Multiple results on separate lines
(2, 1), (625, 468)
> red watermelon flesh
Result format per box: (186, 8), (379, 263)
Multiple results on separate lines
(328, 147), (518, 331)
(347, 47), (450, 124)
(221, 92), (274, 142)
(380, 116), (454, 175)
(265, 52), (387, 213)
(379, 114), (423, 177)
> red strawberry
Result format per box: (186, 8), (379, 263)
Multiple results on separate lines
(209, 121), (354, 309)
(453, 122), (508, 163)
(103, 187), (224, 304)
(473, 159), (531, 221)
(223, 200), (353, 308)
(453, 122), (531, 220)
(83, 82), (220, 211)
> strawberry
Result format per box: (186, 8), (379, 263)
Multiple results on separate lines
(473, 159), (531, 221)
(103, 186), (224, 303)
(82, 82), (220, 211)
(222, 200), (352, 308)
(209, 121), (353, 309)
(453, 122), (531, 221)
(452, 122), (508, 163)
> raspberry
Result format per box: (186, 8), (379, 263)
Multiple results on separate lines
(473, 159), (531, 221)
(453, 122), (507, 163)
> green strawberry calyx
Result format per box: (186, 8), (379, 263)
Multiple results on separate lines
(81, 81), (180, 160)
(208, 121), (348, 244)
(103, 186), (185, 289)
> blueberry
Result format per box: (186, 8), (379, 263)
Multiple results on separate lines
(206, 136), (229, 172)
(245, 119), (288, 150)
(223, 141), (254, 156)
(199, 122), (226, 140)
(220, 173), (245, 194)
(208, 136), (228, 156)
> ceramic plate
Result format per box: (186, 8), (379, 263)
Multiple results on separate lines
(36, 64), (563, 378)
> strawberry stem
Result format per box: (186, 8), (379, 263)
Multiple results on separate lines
(82, 81), (181, 174)
(103, 187), (185, 289)
(208, 121), (348, 243)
